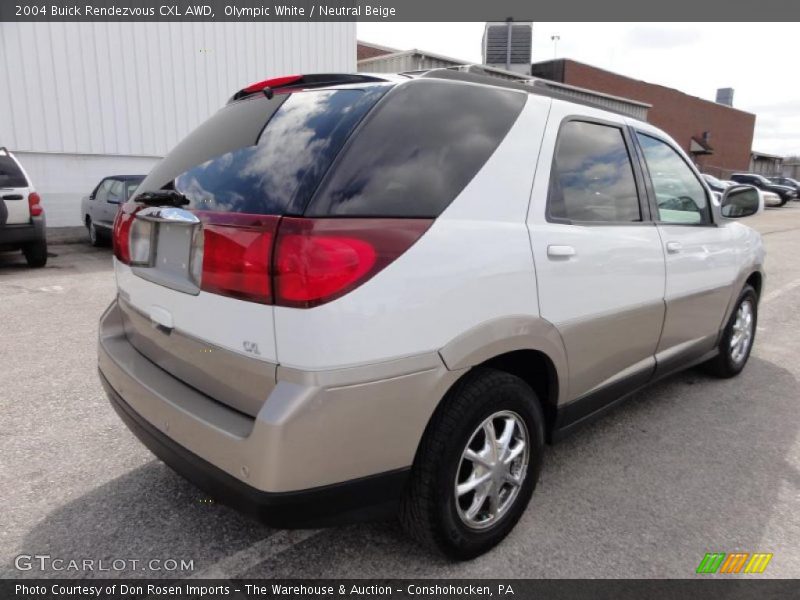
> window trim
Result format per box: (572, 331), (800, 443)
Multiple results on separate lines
(631, 128), (717, 228)
(545, 115), (653, 227)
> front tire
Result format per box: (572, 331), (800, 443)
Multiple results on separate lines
(703, 285), (757, 378)
(400, 368), (544, 559)
(23, 240), (48, 268)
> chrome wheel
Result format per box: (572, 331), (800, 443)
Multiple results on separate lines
(455, 411), (529, 530)
(89, 221), (97, 245)
(730, 299), (754, 364)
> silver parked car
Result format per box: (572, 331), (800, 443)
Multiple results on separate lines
(81, 175), (144, 246)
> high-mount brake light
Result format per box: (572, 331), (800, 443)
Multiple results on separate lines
(241, 75), (303, 94)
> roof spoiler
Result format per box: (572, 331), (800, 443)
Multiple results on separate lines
(228, 73), (389, 103)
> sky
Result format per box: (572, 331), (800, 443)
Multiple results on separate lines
(357, 22), (800, 157)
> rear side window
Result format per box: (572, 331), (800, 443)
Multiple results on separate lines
(0, 156), (28, 188)
(548, 120), (641, 223)
(124, 178), (143, 200)
(306, 79), (526, 217)
(135, 87), (388, 215)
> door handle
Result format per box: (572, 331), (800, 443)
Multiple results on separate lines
(666, 241), (682, 254)
(547, 245), (576, 258)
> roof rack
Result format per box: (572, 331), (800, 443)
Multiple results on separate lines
(412, 67), (647, 119)
(228, 73), (390, 103)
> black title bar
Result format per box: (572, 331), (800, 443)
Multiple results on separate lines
(2, 0), (800, 21)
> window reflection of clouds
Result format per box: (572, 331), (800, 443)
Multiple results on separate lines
(553, 121), (640, 222)
(310, 82), (525, 217)
(173, 90), (372, 215)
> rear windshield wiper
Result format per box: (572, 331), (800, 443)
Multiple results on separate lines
(135, 190), (191, 207)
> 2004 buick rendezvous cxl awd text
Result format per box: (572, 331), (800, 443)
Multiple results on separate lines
(98, 70), (765, 559)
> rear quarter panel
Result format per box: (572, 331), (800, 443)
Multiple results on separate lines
(273, 94), (552, 370)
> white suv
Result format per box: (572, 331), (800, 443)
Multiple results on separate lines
(98, 71), (765, 559)
(0, 148), (47, 267)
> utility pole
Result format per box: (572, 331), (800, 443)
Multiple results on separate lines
(551, 34), (560, 59)
(506, 17), (513, 72)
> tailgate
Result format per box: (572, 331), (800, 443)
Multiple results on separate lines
(114, 267), (276, 417)
(110, 85), (389, 415)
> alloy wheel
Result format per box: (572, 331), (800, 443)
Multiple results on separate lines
(730, 299), (754, 364)
(454, 411), (529, 530)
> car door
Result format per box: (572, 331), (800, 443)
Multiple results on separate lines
(102, 179), (124, 227)
(631, 126), (738, 374)
(90, 179), (112, 225)
(527, 103), (666, 409)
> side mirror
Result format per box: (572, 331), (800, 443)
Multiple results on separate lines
(721, 184), (763, 218)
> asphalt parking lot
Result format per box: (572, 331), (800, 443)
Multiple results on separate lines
(2, 207), (799, 579)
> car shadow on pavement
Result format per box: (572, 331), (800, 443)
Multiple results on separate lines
(16, 357), (799, 578)
(0, 244), (113, 274)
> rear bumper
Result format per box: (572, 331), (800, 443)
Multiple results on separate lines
(0, 216), (45, 247)
(98, 299), (459, 526)
(101, 371), (408, 526)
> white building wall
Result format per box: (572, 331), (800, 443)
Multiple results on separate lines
(0, 22), (356, 226)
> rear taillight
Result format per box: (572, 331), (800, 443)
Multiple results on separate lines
(273, 218), (432, 308)
(117, 208), (431, 308)
(197, 213), (280, 305)
(28, 192), (43, 217)
(112, 204), (139, 264)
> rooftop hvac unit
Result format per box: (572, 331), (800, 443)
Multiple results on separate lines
(716, 87), (734, 107)
(482, 21), (532, 75)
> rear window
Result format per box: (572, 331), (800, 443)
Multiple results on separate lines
(0, 156), (28, 188)
(134, 87), (388, 215)
(306, 79), (526, 217)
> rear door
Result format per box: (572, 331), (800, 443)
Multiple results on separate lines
(528, 102), (666, 405)
(0, 152), (32, 225)
(113, 85), (388, 413)
(631, 127), (737, 373)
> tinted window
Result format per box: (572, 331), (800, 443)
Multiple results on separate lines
(135, 88), (387, 215)
(548, 120), (641, 222)
(306, 79), (526, 217)
(637, 133), (711, 225)
(0, 156), (28, 188)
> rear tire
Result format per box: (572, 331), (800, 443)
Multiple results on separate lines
(23, 240), (48, 268)
(399, 368), (544, 560)
(703, 285), (757, 378)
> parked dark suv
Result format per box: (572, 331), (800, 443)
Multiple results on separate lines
(730, 173), (796, 206)
(768, 176), (800, 195)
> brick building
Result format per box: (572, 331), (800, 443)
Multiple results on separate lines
(531, 59), (756, 177)
(357, 40), (398, 61)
